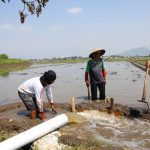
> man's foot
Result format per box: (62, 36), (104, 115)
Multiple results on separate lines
(31, 110), (36, 119)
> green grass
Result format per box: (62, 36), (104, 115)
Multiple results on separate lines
(105, 56), (150, 66)
(0, 56), (149, 76)
(34, 58), (89, 64)
(0, 58), (29, 64)
(129, 57), (150, 65)
(0, 58), (32, 76)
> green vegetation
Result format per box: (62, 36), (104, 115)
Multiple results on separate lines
(105, 56), (150, 66)
(130, 57), (150, 65)
(0, 53), (31, 76)
(41, 56), (149, 65)
(34, 57), (89, 64)
(0, 132), (17, 142)
(33, 56), (150, 65)
(0, 53), (9, 59)
(0, 53), (149, 76)
(0, 53), (29, 64)
(0, 58), (29, 64)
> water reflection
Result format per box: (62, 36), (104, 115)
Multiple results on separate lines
(0, 71), (10, 77)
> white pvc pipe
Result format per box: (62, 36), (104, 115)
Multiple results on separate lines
(0, 114), (68, 150)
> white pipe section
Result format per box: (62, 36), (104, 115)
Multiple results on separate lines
(0, 114), (68, 150)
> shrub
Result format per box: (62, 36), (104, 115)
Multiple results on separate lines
(0, 54), (9, 59)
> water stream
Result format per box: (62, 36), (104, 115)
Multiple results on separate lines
(62, 111), (150, 150)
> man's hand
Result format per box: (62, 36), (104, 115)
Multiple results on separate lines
(40, 111), (46, 120)
(50, 103), (57, 114)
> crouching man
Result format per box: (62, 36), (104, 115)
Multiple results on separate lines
(18, 70), (57, 120)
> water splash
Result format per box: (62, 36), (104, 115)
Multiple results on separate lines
(65, 112), (87, 123)
(61, 110), (150, 150)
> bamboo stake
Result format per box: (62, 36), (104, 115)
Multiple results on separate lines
(71, 97), (76, 112)
(110, 98), (114, 110)
(141, 68), (149, 101)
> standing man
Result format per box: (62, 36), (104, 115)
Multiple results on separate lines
(85, 48), (106, 100)
(18, 70), (57, 120)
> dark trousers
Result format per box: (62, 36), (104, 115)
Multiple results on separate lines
(91, 82), (105, 100)
(18, 91), (39, 112)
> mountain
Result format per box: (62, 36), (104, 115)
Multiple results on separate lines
(118, 47), (150, 56)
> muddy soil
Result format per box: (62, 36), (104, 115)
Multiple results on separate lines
(0, 100), (150, 146)
(0, 102), (71, 141)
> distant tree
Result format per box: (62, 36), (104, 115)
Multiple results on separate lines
(1, 0), (49, 23)
(0, 54), (9, 59)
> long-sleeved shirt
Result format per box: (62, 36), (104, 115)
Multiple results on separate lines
(18, 77), (53, 112)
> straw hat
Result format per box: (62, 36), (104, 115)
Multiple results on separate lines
(89, 48), (105, 58)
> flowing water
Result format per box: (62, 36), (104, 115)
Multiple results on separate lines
(62, 111), (150, 150)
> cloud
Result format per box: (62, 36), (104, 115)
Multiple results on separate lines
(66, 7), (82, 15)
(18, 25), (33, 32)
(0, 23), (13, 30)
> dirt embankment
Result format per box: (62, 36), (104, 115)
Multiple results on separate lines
(130, 61), (150, 74)
(0, 100), (150, 143)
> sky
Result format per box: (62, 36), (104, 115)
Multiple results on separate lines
(0, 0), (150, 59)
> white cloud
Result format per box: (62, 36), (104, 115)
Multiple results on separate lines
(18, 25), (33, 32)
(66, 7), (82, 15)
(0, 23), (13, 30)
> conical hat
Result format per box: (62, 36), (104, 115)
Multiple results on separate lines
(89, 48), (105, 58)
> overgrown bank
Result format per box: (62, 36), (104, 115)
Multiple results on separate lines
(105, 56), (150, 66)
(0, 57), (32, 76)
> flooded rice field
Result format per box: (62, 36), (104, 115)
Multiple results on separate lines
(0, 61), (149, 107)
(0, 61), (150, 150)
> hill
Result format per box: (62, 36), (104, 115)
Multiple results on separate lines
(118, 47), (150, 56)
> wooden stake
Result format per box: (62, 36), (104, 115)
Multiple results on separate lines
(142, 68), (149, 101)
(71, 97), (76, 112)
(110, 98), (114, 110)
